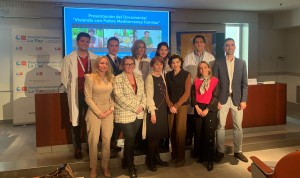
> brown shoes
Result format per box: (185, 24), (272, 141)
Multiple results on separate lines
(215, 151), (224, 162)
(234, 152), (248, 162)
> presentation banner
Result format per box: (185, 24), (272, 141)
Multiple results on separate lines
(64, 7), (170, 58)
(176, 31), (216, 59)
(12, 28), (62, 125)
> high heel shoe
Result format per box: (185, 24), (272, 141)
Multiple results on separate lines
(90, 169), (97, 178)
(103, 169), (111, 178)
(207, 162), (213, 171)
(128, 168), (137, 178)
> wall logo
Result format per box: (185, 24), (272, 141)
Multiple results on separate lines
(16, 72), (24, 76)
(36, 47), (43, 51)
(55, 47), (62, 51)
(15, 35), (26, 41)
(16, 86), (27, 92)
(36, 71), (43, 76)
(16, 61), (27, 66)
(16, 46), (23, 51)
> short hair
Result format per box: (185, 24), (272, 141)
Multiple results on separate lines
(196, 61), (211, 78)
(168, 54), (184, 68)
(120, 56), (135, 66)
(144, 31), (150, 34)
(76, 32), (90, 41)
(150, 56), (164, 67)
(155, 42), (171, 58)
(224, 38), (235, 45)
(131, 40), (147, 59)
(107, 37), (119, 46)
(193, 35), (206, 44)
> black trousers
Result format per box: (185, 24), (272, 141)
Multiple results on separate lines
(186, 114), (195, 143)
(71, 92), (88, 150)
(194, 103), (217, 162)
(111, 123), (122, 145)
(118, 119), (143, 169)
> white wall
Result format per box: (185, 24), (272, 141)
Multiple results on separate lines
(257, 14), (300, 103)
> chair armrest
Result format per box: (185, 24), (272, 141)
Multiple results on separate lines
(250, 156), (274, 175)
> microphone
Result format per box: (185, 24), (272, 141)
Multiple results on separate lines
(57, 83), (63, 93)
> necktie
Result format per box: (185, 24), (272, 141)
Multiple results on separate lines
(114, 57), (119, 68)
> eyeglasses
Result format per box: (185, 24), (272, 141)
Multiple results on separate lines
(124, 63), (135, 67)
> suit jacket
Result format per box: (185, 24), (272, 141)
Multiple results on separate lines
(106, 54), (122, 75)
(212, 57), (248, 106)
(113, 72), (146, 123)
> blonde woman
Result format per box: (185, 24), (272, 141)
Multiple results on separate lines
(191, 61), (219, 171)
(131, 40), (151, 81)
(85, 56), (114, 178)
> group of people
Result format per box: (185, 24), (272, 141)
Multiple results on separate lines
(61, 32), (248, 178)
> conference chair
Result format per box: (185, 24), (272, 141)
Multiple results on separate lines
(248, 150), (300, 178)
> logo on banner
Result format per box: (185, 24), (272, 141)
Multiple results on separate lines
(16, 35), (27, 41)
(36, 47), (43, 51)
(16, 61), (27, 67)
(36, 71), (43, 76)
(16, 72), (24, 76)
(16, 46), (23, 51)
(16, 86), (27, 92)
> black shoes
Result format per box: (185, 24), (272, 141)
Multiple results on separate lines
(146, 156), (157, 172)
(234, 152), (248, 162)
(207, 162), (213, 171)
(128, 168), (137, 178)
(155, 154), (169, 167)
(215, 151), (224, 162)
(74, 148), (82, 159)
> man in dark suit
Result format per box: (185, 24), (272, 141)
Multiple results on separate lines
(106, 37), (123, 155)
(213, 38), (248, 163)
(106, 37), (122, 75)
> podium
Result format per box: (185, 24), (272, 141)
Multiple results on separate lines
(225, 83), (287, 129)
(35, 93), (71, 147)
(35, 84), (287, 147)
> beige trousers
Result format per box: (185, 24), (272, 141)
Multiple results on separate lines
(86, 110), (114, 169)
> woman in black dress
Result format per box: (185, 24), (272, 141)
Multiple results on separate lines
(144, 56), (169, 171)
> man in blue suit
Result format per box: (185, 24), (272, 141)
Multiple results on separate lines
(213, 38), (248, 162)
(106, 37), (123, 155)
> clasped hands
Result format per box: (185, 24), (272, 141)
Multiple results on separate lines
(195, 106), (208, 117)
(169, 106), (177, 114)
(98, 109), (113, 119)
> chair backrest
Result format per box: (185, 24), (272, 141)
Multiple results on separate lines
(274, 150), (300, 178)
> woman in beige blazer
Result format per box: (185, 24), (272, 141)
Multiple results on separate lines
(113, 56), (146, 178)
(85, 56), (114, 178)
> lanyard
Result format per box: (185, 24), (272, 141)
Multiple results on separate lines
(77, 53), (90, 74)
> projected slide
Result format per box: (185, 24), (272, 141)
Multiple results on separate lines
(64, 7), (170, 58)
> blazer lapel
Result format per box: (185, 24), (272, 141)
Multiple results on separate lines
(122, 73), (135, 94)
(221, 58), (229, 80)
